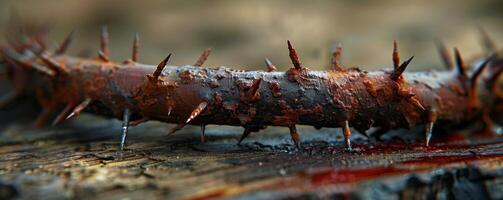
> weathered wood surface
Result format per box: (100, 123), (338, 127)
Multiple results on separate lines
(0, 97), (503, 200)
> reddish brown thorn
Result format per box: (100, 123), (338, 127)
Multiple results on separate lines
(390, 56), (414, 80)
(200, 124), (206, 143)
(392, 40), (400, 70)
(248, 78), (262, 101)
(33, 108), (52, 128)
(130, 117), (149, 126)
(66, 98), (92, 120)
(342, 120), (352, 151)
(97, 50), (109, 62)
(100, 25), (110, 57)
(168, 123), (185, 136)
(194, 48), (211, 67)
(186, 102), (208, 123)
(287, 40), (303, 70)
(238, 128), (251, 145)
(288, 125), (301, 148)
(436, 41), (453, 70)
(264, 58), (277, 72)
(51, 103), (75, 126)
(55, 30), (75, 55)
(331, 43), (343, 71)
(478, 26), (497, 54)
(454, 48), (467, 77)
(3, 49), (55, 76)
(40, 53), (68, 74)
(149, 54), (172, 82)
(132, 33), (140, 62)
(425, 110), (437, 147)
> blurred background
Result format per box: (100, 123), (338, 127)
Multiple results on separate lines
(0, 0), (501, 71)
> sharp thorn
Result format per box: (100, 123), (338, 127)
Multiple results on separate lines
(248, 78), (262, 101)
(238, 128), (251, 145)
(288, 125), (301, 148)
(194, 48), (211, 67)
(425, 110), (437, 147)
(120, 108), (131, 151)
(436, 40), (453, 70)
(454, 48), (467, 77)
(33, 108), (52, 128)
(392, 40), (400, 70)
(201, 124), (206, 143)
(168, 123), (185, 136)
(97, 50), (109, 62)
(489, 66), (503, 93)
(100, 25), (109, 58)
(132, 32), (140, 62)
(66, 98), (92, 120)
(331, 42), (343, 71)
(478, 26), (497, 54)
(287, 40), (303, 70)
(51, 103), (74, 126)
(471, 54), (495, 84)
(469, 55), (495, 108)
(343, 120), (352, 151)
(264, 57), (277, 72)
(150, 53), (171, 81)
(130, 117), (149, 126)
(391, 56), (414, 80)
(55, 30), (75, 55)
(39, 53), (68, 74)
(186, 102), (208, 124)
(167, 106), (172, 116)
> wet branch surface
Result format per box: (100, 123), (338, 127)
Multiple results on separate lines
(0, 98), (503, 200)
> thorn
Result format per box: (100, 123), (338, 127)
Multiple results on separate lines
(425, 110), (437, 147)
(478, 26), (497, 54)
(66, 98), (92, 120)
(248, 78), (262, 101)
(130, 117), (149, 126)
(33, 108), (52, 128)
(454, 48), (467, 77)
(436, 40), (453, 70)
(167, 106), (172, 116)
(391, 56), (414, 80)
(238, 128), (252, 145)
(186, 101), (208, 124)
(3, 49), (55, 76)
(55, 30), (75, 55)
(132, 32), (140, 62)
(149, 54), (171, 82)
(288, 125), (301, 148)
(331, 43), (343, 71)
(97, 50), (109, 62)
(489, 66), (503, 94)
(194, 48), (211, 67)
(409, 96), (426, 111)
(343, 120), (352, 151)
(469, 55), (495, 108)
(201, 124), (206, 143)
(392, 40), (400, 70)
(39, 53), (68, 74)
(265, 57), (277, 72)
(120, 108), (131, 152)
(100, 25), (109, 58)
(287, 40), (303, 70)
(471, 54), (495, 84)
(168, 123), (185, 136)
(51, 103), (74, 126)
